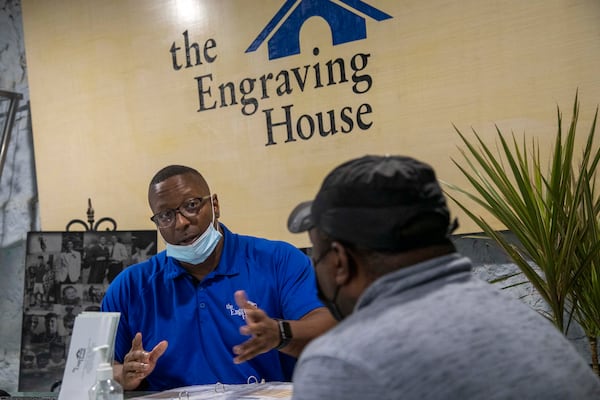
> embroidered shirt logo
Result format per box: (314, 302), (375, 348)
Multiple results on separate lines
(226, 300), (258, 320)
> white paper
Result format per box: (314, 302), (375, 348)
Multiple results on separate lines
(130, 381), (293, 400)
(58, 311), (121, 400)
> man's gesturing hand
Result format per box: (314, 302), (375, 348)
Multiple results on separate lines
(120, 332), (168, 390)
(232, 290), (280, 364)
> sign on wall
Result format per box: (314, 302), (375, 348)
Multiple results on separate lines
(21, 0), (600, 245)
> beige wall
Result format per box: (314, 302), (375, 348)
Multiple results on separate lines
(21, 0), (600, 248)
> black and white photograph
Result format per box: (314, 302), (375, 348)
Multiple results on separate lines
(18, 230), (156, 392)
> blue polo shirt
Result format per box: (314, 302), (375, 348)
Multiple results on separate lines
(101, 224), (322, 391)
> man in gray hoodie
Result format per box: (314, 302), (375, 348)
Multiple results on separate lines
(287, 154), (600, 400)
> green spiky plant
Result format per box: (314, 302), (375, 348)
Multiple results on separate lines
(444, 93), (600, 375)
(570, 163), (600, 376)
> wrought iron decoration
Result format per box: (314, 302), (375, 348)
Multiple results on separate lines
(65, 198), (117, 231)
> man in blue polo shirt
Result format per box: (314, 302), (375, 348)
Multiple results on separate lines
(101, 165), (336, 391)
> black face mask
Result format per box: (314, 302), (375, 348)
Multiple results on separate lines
(317, 280), (344, 321)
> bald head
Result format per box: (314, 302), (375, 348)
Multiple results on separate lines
(148, 165), (209, 201)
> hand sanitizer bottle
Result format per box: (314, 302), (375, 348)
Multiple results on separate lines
(89, 345), (123, 400)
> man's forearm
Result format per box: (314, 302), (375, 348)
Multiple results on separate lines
(279, 307), (337, 358)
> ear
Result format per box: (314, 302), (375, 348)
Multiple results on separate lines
(330, 241), (353, 286)
(212, 194), (220, 219)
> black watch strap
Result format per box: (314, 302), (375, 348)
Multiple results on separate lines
(275, 319), (292, 350)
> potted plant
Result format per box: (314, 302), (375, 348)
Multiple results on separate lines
(444, 93), (600, 376)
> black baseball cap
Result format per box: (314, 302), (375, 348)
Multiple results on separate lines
(287, 155), (456, 251)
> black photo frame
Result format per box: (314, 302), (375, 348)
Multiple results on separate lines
(18, 230), (157, 392)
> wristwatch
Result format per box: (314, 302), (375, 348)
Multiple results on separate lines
(275, 319), (293, 350)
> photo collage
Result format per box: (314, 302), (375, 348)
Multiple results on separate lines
(19, 230), (157, 392)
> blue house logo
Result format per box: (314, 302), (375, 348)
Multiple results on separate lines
(246, 0), (392, 60)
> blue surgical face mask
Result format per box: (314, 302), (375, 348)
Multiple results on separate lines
(166, 196), (222, 265)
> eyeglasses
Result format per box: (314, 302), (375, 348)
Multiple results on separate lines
(150, 195), (212, 228)
(311, 247), (332, 268)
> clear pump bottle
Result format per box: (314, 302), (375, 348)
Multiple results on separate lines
(89, 345), (123, 400)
